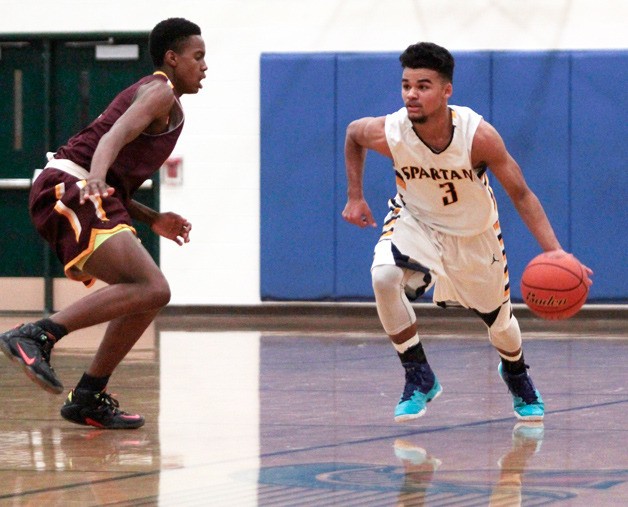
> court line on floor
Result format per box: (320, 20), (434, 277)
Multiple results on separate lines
(0, 472), (159, 501)
(3, 398), (626, 501)
(258, 397), (628, 460)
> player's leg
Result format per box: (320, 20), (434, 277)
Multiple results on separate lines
(489, 310), (544, 421)
(452, 222), (543, 420)
(56, 231), (167, 429)
(372, 263), (442, 422)
(87, 308), (160, 378)
(51, 230), (170, 332)
(371, 204), (445, 422)
(59, 309), (157, 429)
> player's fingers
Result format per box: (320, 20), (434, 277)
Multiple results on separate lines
(582, 265), (594, 285)
(361, 213), (377, 228)
(81, 180), (113, 203)
(341, 212), (358, 225)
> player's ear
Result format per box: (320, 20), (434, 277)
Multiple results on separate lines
(164, 49), (177, 67)
(444, 82), (453, 99)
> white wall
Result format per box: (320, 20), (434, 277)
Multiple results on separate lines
(1, 0), (626, 305)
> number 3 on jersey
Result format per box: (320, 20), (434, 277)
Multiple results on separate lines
(439, 182), (458, 206)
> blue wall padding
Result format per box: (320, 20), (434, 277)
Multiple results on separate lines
(448, 52), (493, 117)
(570, 52), (628, 299)
(260, 50), (627, 302)
(334, 54), (400, 298)
(260, 54), (337, 299)
(490, 52), (572, 293)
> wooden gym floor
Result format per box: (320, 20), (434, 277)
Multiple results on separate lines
(0, 304), (626, 506)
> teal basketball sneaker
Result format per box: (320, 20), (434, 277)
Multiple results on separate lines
(498, 363), (544, 421)
(394, 361), (443, 422)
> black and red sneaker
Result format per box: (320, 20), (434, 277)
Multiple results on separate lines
(0, 323), (63, 394)
(60, 389), (145, 429)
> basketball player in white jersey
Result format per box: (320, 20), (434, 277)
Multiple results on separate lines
(342, 42), (592, 422)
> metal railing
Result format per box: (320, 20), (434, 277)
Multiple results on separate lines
(0, 178), (33, 190)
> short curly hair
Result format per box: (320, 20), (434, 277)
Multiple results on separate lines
(399, 42), (454, 82)
(149, 18), (201, 67)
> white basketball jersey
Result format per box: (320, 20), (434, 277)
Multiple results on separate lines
(384, 105), (498, 236)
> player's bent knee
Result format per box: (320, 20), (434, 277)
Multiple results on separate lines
(372, 264), (404, 299)
(153, 284), (171, 308)
(142, 275), (171, 309)
(372, 265), (417, 336)
(489, 315), (521, 350)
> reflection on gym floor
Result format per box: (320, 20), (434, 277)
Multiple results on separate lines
(0, 314), (626, 505)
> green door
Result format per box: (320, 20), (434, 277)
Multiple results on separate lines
(51, 37), (153, 149)
(0, 40), (48, 277)
(0, 40), (48, 178)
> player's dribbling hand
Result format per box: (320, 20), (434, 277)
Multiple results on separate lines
(572, 254), (594, 287)
(545, 249), (594, 287)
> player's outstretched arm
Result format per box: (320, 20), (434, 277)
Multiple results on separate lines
(473, 120), (592, 284)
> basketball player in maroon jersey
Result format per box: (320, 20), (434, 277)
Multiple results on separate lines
(0, 18), (206, 429)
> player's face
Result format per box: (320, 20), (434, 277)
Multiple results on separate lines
(172, 35), (207, 95)
(401, 68), (452, 124)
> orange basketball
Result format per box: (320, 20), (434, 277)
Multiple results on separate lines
(520, 252), (589, 320)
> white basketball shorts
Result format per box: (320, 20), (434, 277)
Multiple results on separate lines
(371, 198), (512, 323)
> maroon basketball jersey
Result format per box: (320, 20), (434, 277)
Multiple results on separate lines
(54, 73), (183, 202)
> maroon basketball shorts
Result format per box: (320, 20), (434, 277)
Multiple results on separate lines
(29, 167), (136, 286)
